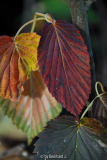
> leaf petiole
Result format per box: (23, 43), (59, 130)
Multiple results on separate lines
(30, 14), (37, 33)
(80, 82), (105, 120)
(15, 13), (55, 39)
(95, 81), (105, 96)
(34, 12), (46, 17)
(80, 81), (106, 120)
(80, 96), (98, 120)
(15, 17), (46, 39)
(30, 12), (46, 33)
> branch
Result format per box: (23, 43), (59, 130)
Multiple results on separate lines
(68, 0), (96, 100)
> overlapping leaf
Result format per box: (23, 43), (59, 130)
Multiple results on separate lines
(34, 116), (107, 160)
(0, 71), (62, 144)
(38, 20), (91, 117)
(92, 92), (107, 128)
(0, 33), (40, 100)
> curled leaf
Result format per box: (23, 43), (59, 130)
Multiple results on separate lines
(0, 33), (40, 100)
(0, 71), (62, 144)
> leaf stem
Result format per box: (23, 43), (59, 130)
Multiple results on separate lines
(80, 81), (106, 120)
(30, 15), (37, 33)
(15, 12), (55, 39)
(15, 17), (46, 38)
(80, 96), (98, 120)
(34, 12), (46, 17)
(95, 81), (105, 96)
(30, 12), (46, 33)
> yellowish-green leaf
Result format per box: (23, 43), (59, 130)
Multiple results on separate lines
(0, 71), (62, 144)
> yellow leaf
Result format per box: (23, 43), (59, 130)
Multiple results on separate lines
(0, 33), (40, 100)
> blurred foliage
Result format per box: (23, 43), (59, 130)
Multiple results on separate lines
(0, 108), (26, 142)
(42, 0), (71, 21)
(88, 8), (99, 24)
(41, 0), (99, 24)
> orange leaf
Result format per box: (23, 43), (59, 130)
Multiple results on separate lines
(0, 33), (40, 100)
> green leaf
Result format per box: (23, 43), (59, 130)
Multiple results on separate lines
(0, 71), (62, 144)
(34, 116), (107, 160)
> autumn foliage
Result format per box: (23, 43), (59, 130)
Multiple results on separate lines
(0, 33), (40, 101)
(0, 12), (107, 160)
(38, 20), (91, 117)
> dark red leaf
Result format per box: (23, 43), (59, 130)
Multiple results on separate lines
(38, 20), (91, 117)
